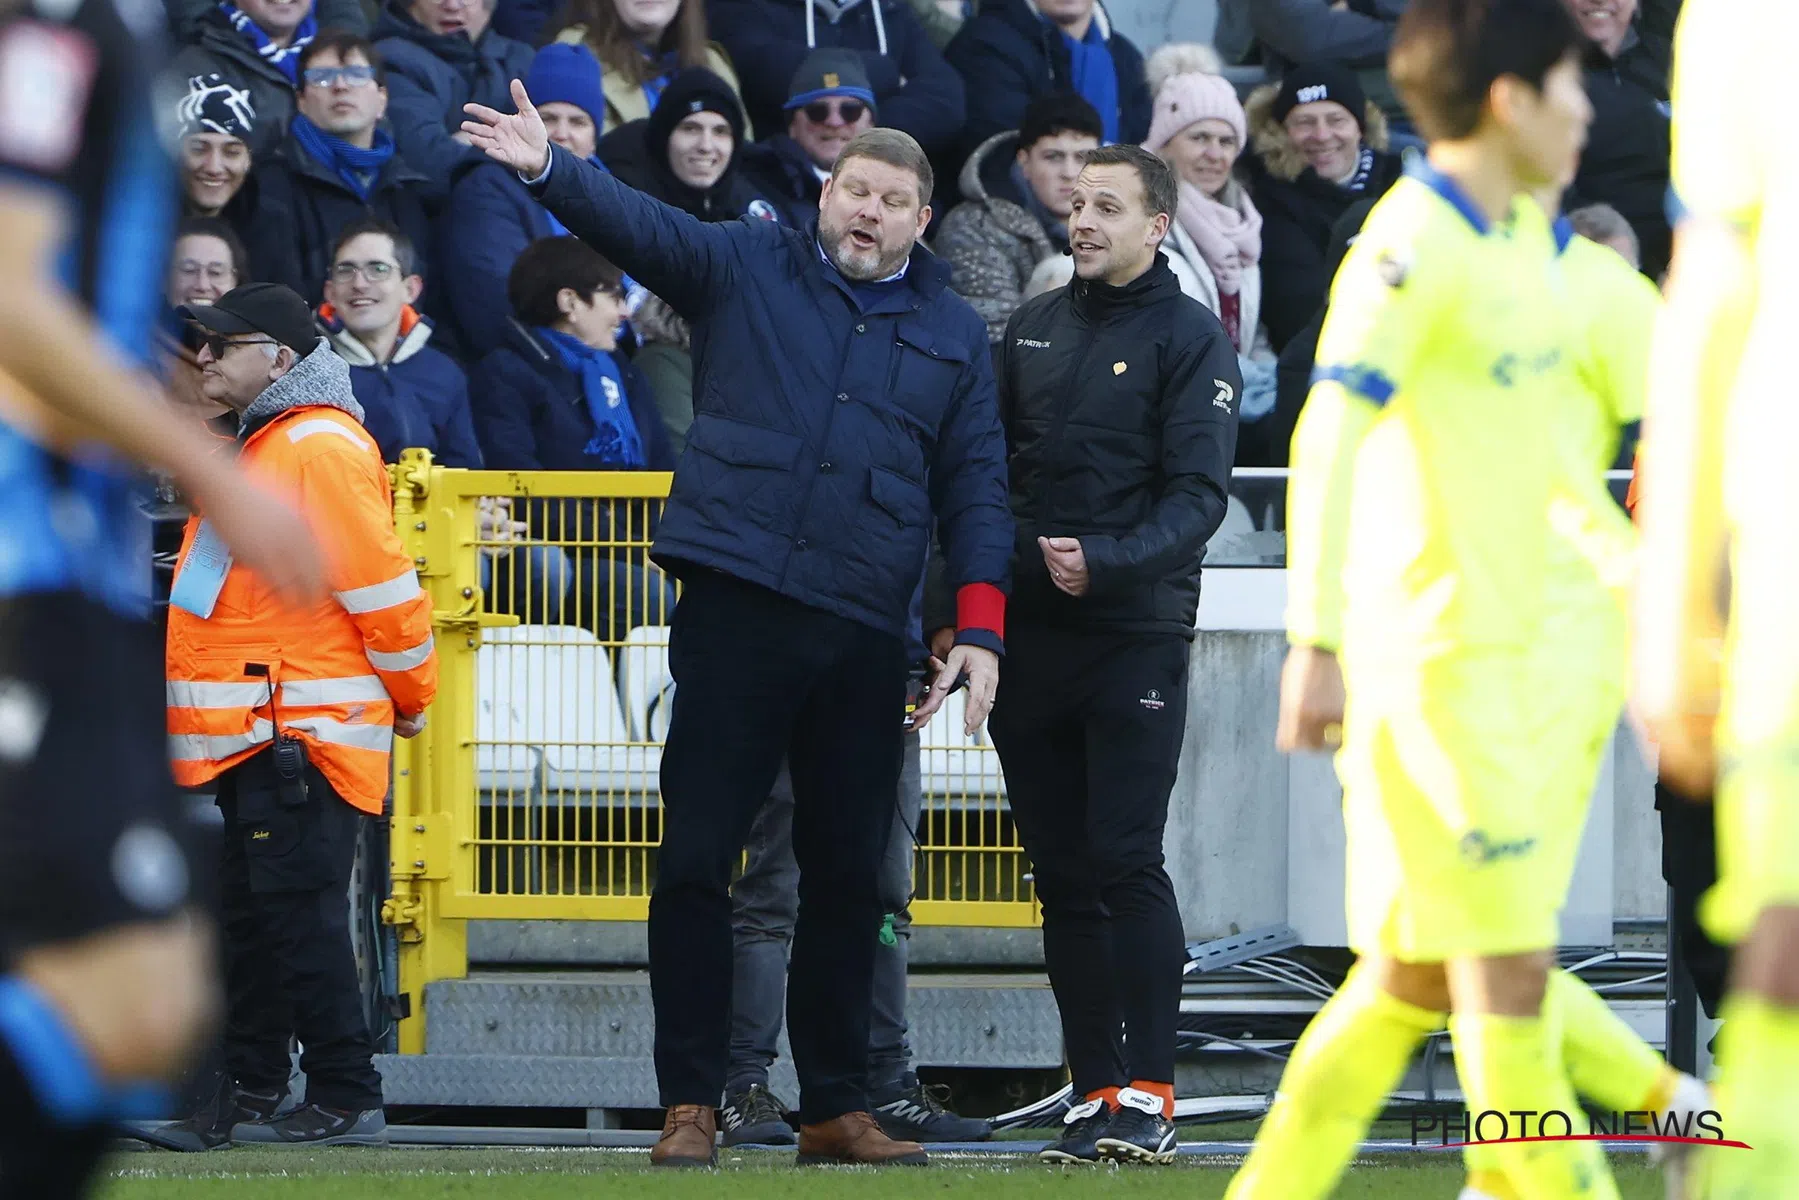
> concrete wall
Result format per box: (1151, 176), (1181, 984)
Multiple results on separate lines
(1167, 575), (1667, 945)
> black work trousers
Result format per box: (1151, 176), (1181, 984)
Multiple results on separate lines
(651, 569), (906, 1123)
(988, 625), (1189, 1094)
(215, 750), (382, 1111)
(1657, 780), (1731, 1019)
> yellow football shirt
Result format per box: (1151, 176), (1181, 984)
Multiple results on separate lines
(1541, 228), (1658, 664)
(1286, 165), (1571, 664)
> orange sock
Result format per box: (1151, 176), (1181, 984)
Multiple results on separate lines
(1086, 1086), (1122, 1111)
(1130, 1080), (1176, 1117)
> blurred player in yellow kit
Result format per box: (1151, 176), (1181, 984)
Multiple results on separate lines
(1456, 208), (1710, 1200)
(1225, 0), (1684, 1196)
(1634, 0), (1799, 1193)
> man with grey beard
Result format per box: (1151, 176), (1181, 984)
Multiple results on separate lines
(463, 81), (1013, 1169)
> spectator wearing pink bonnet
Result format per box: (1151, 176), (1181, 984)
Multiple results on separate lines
(1141, 45), (1263, 358)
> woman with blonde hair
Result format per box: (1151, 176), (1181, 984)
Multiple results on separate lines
(550, 0), (743, 134)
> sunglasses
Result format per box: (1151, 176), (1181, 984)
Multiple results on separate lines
(802, 99), (867, 125)
(302, 64), (377, 89)
(203, 334), (278, 359)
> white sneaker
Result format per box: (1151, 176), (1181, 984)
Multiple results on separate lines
(1456, 1190), (1505, 1200)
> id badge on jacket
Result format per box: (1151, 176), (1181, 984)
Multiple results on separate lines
(168, 518), (233, 619)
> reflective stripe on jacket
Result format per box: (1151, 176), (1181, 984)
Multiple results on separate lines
(165, 405), (438, 812)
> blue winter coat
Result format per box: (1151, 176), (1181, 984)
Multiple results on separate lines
(708, 0), (966, 156)
(243, 127), (436, 313)
(489, 0), (557, 44)
(437, 161), (557, 360)
(470, 318), (677, 474)
(320, 307), (484, 467)
(470, 319), (677, 545)
(531, 143), (1012, 648)
(945, 0), (1151, 159)
(373, 1), (534, 197)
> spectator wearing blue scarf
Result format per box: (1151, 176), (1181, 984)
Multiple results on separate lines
(471, 237), (679, 639)
(945, 0), (1151, 158)
(220, 0), (320, 85)
(244, 31), (436, 311)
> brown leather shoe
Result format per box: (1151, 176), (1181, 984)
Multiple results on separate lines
(797, 1111), (929, 1166)
(649, 1105), (717, 1168)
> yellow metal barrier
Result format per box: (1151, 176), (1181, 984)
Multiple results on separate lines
(385, 453), (1036, 1052)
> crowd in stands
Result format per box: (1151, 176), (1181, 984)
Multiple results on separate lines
(161, 0), (1676, 525)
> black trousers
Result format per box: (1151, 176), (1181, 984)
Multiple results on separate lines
(1657, 781), (1731, 1019)
(651, 570), (906, 1123)
(988, 626), (1189, 1094)
(215, 751), (382, 1111)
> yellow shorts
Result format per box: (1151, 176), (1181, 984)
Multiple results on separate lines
(1705, 504), (1799, 943)
(1337, 650), (1619, 962)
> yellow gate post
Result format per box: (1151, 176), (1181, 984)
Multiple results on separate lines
(383, 451), (511, 1054)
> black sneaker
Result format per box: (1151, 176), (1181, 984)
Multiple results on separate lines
(870, 1073), (992, 1143)
(719, 1083), (796, 1147)
(1094, 1088), (1177, 1164)
(133, 1081), (285, 1152)
(230, 1102), (388, 1146)
(1039, 1097), (1111, 1164)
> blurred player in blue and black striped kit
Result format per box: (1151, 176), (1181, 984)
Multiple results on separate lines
(0, 0), (325, 1192)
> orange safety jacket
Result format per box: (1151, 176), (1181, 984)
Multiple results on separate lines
(165, 405), (438, 813)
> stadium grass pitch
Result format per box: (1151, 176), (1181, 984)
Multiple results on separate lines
(98, 1148), (1665, 1198)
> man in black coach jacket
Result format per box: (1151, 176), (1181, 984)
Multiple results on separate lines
(985, 143), (1240, 1166)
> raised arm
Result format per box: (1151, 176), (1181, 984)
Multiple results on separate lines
(463, 80), (741, 320)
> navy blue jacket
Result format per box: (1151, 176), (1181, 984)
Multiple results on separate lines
(708, 0), (966, 155)
(532, 144), (1013, 648)
(470, 319), (677, 545)
(321, 308), (484, 467)
(244, 127), (436, 313)
(470, 318), (677, 474)
(374, 2), (535, 198)
(489, 0), (557, 44)
(945, 0), (1150, 159)
(438, 161), (557, 360)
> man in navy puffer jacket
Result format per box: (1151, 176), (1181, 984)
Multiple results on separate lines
(374, 0), (533, 194)
(464, 88), (1010, 1167)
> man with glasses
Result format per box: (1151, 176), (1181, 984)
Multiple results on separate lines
(319, 219), (480, 468)
(740, 49), (879, 228)
(246, 30), (433, 313)
(160, 281), (437, 1149)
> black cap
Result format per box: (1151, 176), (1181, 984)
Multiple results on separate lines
(179, 282), (317, 354)
(1272, 62), (1367, 130)
(784, 48), (876, 110)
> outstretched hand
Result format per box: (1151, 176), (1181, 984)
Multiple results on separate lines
(462, 79), (552, 179)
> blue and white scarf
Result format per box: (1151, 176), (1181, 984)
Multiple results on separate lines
(538, 327), (647, 466)
(219, 1), (317, 86)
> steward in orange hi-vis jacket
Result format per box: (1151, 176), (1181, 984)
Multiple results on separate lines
(162, 284), (434, 1143)
(165, 331), (437, 815)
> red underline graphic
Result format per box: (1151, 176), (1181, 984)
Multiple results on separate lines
(1434, 1136), (1753, 1150)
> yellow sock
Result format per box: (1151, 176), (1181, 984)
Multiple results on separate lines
(1224, 969), (1441, 1200)
(1701, 993), (1799, 1195)
(1450, 1010), (1621, 1200)
(1548, 969), (1675, 1114)
(1460, 1159), (1520, 1199)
